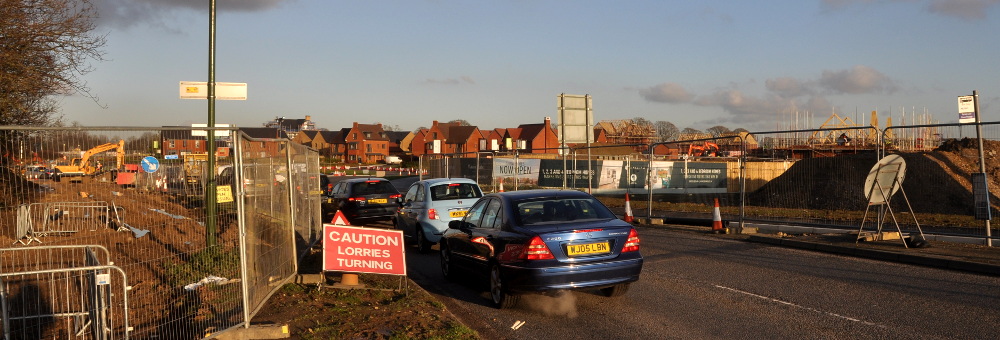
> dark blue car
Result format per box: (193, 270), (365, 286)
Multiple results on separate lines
(440, 189), (643, 309)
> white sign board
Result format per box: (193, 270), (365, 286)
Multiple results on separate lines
(958, 95), (975, 124)
(191, 123), (232, 137)
(179, 81), (248, 100)
(558, 94), (594, 145)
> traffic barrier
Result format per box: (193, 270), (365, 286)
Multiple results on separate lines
(624, 192), (634, 223)
(712, 198), (723, 233)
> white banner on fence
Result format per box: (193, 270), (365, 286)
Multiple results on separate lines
(493, 158), (541, 184)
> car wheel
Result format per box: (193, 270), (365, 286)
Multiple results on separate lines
(600, 283), (631, 297)
(416, 227), (432, 254)
(490, 263), (518, 309)
(440, 244), (456, 281)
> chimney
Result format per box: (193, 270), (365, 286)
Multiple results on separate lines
(305, 115), (311, 121)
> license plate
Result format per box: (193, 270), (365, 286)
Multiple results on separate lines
(368, 198), (388, 204)
(449, 210), (467, 218)
(566, 242), (610, 256)
(326, 198), (332, 203)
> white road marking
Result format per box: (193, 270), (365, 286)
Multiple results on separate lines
(714, 284), (884, 327)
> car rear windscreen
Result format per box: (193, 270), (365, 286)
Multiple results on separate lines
(351, 181), (397, 195)
(515, 197), (616, 225)
(430, 183), (482, 200)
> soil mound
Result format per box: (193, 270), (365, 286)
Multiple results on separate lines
(748, 138), (1000, 216)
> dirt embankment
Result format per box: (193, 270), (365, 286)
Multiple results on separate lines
(748, 138), (1000, 216)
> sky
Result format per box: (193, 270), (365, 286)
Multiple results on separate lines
(59, 0), (1000, 133)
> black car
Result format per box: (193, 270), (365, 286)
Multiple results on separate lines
(324, 177), (401, 224)
(440, 189), (643, 309)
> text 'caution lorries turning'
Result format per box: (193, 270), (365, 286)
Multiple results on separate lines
(323, 224), (406, 275)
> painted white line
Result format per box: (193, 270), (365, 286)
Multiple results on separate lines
(714, 284), (883, 327)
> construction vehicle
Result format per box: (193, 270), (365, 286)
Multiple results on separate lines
(686, 142), (720, 157)
(54, 140), (125, 182)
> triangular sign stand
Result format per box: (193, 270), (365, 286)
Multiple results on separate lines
(856, 155), (925, 248)
(328, 210), (361, 287)
(331, 211), (350, 226)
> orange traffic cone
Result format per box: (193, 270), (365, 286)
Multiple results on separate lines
(498, 178), (504, 192)
(711, 198), (724, 233)
(623, 192), (634, 223)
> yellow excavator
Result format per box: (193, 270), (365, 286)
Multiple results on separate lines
(54, 140), (125, 182)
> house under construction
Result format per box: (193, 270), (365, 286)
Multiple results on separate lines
(594, 120), (656, 145)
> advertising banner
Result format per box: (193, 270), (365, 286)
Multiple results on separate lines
(493, 158), (541, 185)
(538, 159), (600, 188)
(648, 161), (727, 193)
(323, 225), (406, 275)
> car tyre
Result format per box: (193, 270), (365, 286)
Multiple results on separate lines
(490, 263), (518, 309)
(600, 283), (631, 297)
(440, 244), (456, 281)
(416, 227), (432, 254)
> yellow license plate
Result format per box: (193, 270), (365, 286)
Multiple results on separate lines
(369, 198), (388, 204)
(566, 242), (610, 256)
(449, 210), (467, 218)
(326, 198), (332, 203)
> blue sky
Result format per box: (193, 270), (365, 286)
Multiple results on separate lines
(60, 0), (1000, 133)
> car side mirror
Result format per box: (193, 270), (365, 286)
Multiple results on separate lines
(448, 220), (464, 230)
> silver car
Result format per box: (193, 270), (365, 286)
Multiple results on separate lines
(396, 178), (484, 253)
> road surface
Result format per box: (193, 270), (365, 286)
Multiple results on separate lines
(402, 226), (1000, 339)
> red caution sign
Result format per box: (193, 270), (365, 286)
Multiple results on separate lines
(323, 225), (406, 275)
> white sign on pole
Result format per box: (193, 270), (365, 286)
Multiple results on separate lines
(958, 95), (975, 124)
(558, 94), (593, 144)
(179, 81), (248, 100)
(191, 123), (232, 137)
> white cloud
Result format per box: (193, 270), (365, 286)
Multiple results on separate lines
(818, 65), (896, 95)
(424, 76), (476, 85)
(765, 77), (812, 98)
(927, 0), (1000, 20)
(639, 65), (895, 128)
(94, 0), (291, 29)
(639, 83), (694, 103)
(821, 0), (999, 20)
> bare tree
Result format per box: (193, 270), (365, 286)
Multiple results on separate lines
(654, 121), (679, 142)
(706, 125), (731, 137)
(448, 119), (472, 126)
(0, 0), (106, 126)
(681, 127), (703, 135)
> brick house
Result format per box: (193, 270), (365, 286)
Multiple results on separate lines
(161, 128), (207, 158)
(445, 126), (484, 155)
(343, 122), (389, 164)
(515, 117), (559, 154)
(239, 127), (288, 157)
(411, 120), (461, 156)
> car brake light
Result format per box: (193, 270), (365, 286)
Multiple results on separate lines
(348, 197), (366, 202)
(427, 208), (438, 220)
(622, 229), (640, 252)
(390, 194), (402, 199)
(365, 180), (380, 183)
(521, 236), (554, 260)
(448, 183), (460, 187)
(574, 228), (603, 233)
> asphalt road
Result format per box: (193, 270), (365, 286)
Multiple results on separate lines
(333, 176), (1000, 338)
(402, 226), (1000, 339)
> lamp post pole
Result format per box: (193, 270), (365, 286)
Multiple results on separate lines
(205, 0), (218, 247)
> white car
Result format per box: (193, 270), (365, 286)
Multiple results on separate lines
(395, 178), (483, 253)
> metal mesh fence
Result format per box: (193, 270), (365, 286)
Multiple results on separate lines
(418, 124), (1000, 242)
(0, 126), (318, 339)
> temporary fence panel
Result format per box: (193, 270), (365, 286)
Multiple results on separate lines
(236, 135), (301, 320)
(0, 126), (318, 339)
(0, 245), (129, 340)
